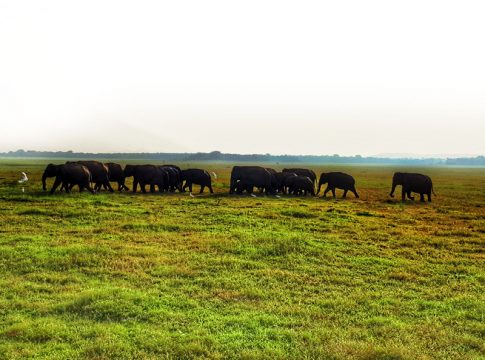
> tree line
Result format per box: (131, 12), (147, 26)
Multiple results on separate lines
(2, 149), (484, 166)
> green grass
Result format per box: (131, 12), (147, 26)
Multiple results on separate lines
(0, 160), (484, 359)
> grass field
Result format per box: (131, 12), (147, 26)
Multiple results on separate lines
(0, 159), (484, 359)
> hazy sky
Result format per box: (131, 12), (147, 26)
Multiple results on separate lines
(1, 1), (484, 156)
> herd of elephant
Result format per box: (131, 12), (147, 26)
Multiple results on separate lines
(41, 161), (436, 202)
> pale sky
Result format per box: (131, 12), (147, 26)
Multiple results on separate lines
(1, 0), (484, 156)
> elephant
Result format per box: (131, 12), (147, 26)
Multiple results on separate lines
(230, 166), (274, 194)
(317, 172), (359, 198)
(124, 165), (165, 193)
(286, 176), (315, 196)
(160, 165), (182, 192)
(42, 163), (94, 194)
(390, 172), (435, 202)
(67, 161), (114, 192)
(264, 168), (278, 193)
(230, 166), (262, 194)
(105, 162), (129, 191)
(283, 168), (317, 189)
(234, 179), (255, 194)
(274, 171), (297, 194)
(180, 169), (214, 193)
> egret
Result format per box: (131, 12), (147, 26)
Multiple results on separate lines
(18, 172), (28, 183)
(18, 172), (28, 193)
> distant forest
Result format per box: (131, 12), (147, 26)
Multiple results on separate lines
(1, 150), (485, 166)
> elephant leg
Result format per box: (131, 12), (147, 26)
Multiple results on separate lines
(105, 181), (114, 193)
(407, 191), (414, 200)
(50, 177), (63, 194)
(352, 186), (359, 198)
(200, 185), (205, 194)
(141, 183), (147, 193)
(66, 183), (74, 193)
(428, 192), (432, 202)
(401, 188), (406, 202)
(323, 186), (331, 197)
(209, 185), (214, 194)
(331, 187), (336, 198)
(82, 181), (94, 194)
(420, 193), (425, 202)
(343, 189), (348, 198)
(150, 184), (155, 193)
(132, 180), (138, 193)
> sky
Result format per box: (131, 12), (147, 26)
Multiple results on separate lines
(1, 0), (484, 157)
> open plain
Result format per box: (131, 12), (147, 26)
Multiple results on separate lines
(0, 160), (484, 359)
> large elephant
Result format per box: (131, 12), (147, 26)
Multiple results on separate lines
(317, 172), (359, 198)
(180, 169), (214, 193)
(124, 165), (165, 193)
(105, 162), (129, 191)
(283, 168), (317, 189)
(390, 172), (435, 202)
(230, 166), (274, 194)
(68, 161), (113, 192)
(286, 175), (315, 196)
(42, 163), (94, 194)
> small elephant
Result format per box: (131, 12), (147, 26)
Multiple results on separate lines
(274, 172), (297, 194)
(286, 176), (316, 196)
(283, 168), (317, 189)
(159, 165), (182, 192)
(317, 172), (359, 198)
(105, 162), (129, 192)
(180, 169), (214, 194)
(390, 172), (435, 202)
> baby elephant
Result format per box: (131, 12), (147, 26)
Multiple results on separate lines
(180, 169), (214, 194)
(317, 172), (359, 198)
(287, 176), (316, 196)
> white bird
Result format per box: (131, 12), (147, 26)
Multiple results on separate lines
(211, 172), (217, 179)
(250, 194), (257, 198)
(189, 192), (195, 198)
(275, 195), (281, 198)
(18, 172), (28, 183)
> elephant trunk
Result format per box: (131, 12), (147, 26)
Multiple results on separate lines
(42, 172), (48, 191)
(316, 181), (322, 195)
(389, 180), (397, 197)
